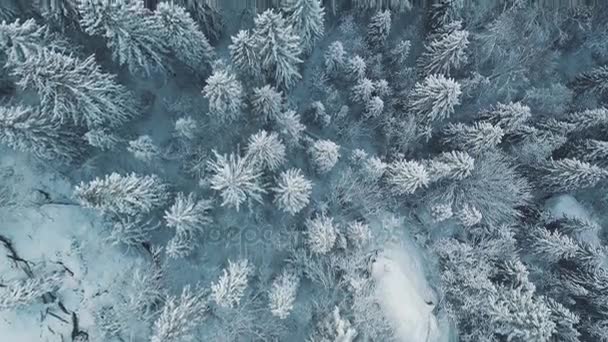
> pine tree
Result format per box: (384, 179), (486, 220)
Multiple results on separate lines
(367, 10), (391, 49)
(409, 74), (461, 124)
(0, 273), (63, 310)
(480, 101), (531, 132)
(390, 39), (411, 65)
(150, 285), (208, 342)
(488, 286), (556, 342)
(542, 158), (608, 192)
(351, 78), (375, 104)
(0, 19), (56, 65)
(456, 204), (482, 227)
(74, 173), (169, 215)
(346, 55), (366, 80)
(324, 41), (346, 75)
(207, 150), (266, 211)
(268, 269), (299, 319)
(211, 259), (252, 308)
(245, 130), (286, 171)
(164, 192), (213, 258)
(251, 85), (283, 122)
(353, 0), (411, 13)
(578, 139), (608, 164)
(570, 65), (608, 95)
(442, 122), (504, 155)
(0, 105), (81, 163)
(419, 21), (469, 75)
(386, 159), (429, 195)
(305, 213), (337, 254)
(431, 202), (453, 222)
(229, 30), (260, 78)
(253, 9), (303, 88)
(364, 96), (384, 118)
(428, 150), (475, 181)
(106, 214), (160, 247)
(79, 0), (168, 76)
(309, 139), (340, 173)
(275, 109), (306, 146)
(345, 221), (371, 248)
(282, 0), (325, 53)
(127, 135), (159, 163)
(566, 108), (608, 131)
(154, 2), (214, 71)
(272, 168), (312, 214)
(174, 116), (198, 140)
(32, 0), (80, 30)
(202, 67), (244, 122)
(12, 49), (138, 128)
(85, 128), (121, 151)
(531, 227), (579, 263)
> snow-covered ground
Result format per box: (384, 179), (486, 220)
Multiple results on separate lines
(371, 241), (452, 342)
(0, 150), (144, 342)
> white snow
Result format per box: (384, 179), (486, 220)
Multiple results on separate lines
(371, 242), (450, 342)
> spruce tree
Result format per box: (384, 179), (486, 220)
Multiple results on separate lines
(282, 0), (325, 53)
(253, 9), (303, 88)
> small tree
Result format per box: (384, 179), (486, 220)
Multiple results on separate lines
(351, 78), (375, 104)
(127, 135), (159, 163)
(345, 221), (371, 248)
(251, 85), (283, 122)
(282, 0), (325, 53)
(154, 2), (214, 71)
(164, 192), (213, 258)
(272, 168), (312, 214)
(253, 9), (303, 88)
(12, 50), (138, 128)
(150, 285), (208, 342)
(268, 269), (300, 319)
(78, 0), (168, 76)
(419, 21), (469, 75)
(324, 41), (346, 75)
(364, 96), (384, 118)
(346, 55), (366, 80)
(74, 173), (169, 215)
(207, 150), (266, 211)
(0, 105), (81, 163)
(211, 259), (252, 308)
(85, 128), (121, 151)
(367, 10), (391, 49)
(456, 204), (482, 227)
(386, 159), (429, 195)
(275, 109), (306, 146)
(203, 67), (244, 122)
(0, 273), (63, 311)
(245, 130), (286, 171)
(305, 213), (338, 254)
(409, 74), (461, 124)
(309, 139), (340, 173)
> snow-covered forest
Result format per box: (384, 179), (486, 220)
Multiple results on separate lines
(1, 0), (608, 341)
